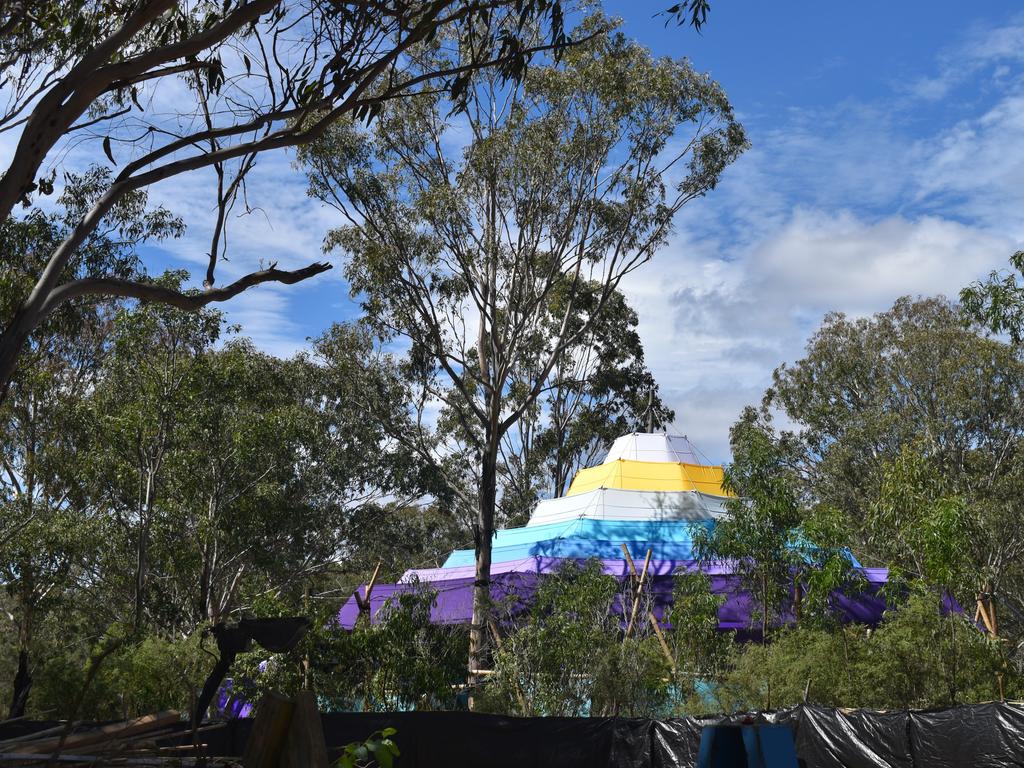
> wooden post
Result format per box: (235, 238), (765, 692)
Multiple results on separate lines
(281, 691), (328, 768)
(622, 543), (674, 671)
(302, 584), (311, 690)
(620, 542), (639, 577)
(364, 561), (382, 604)
(242, 692), (294, 768)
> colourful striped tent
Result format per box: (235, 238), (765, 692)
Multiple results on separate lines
(339, 432), (888, 632)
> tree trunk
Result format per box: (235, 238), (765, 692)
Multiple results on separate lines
(9, 588), (34, 719)
(468, 440), (499, 699)
(761, 574), (769, 642)
(0, 309), (37, 403)
(8, 650), (32, 719)
(9, 499), (36, 718)
(134, 466), (157, 628)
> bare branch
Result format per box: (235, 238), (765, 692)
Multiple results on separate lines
(41, 261), (333, 317)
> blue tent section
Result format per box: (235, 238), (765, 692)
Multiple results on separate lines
(442, 538), (702, 568)
(471, 518), (716, 546)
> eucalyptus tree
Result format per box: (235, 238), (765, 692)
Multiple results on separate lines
(0, 172), (181, 716)
(526, 286), (674, 499)
(77, 310), (443, 638)
(144, 339), (327, 630)
(303, 19), (746, 675)
(83, 276), (223, 632)
(0, 0), (615, 394)
(962, 250), (1024, 343)
(488, 560), (620, 716)
(692, 410), (858, 643)
(499, 286), (674, 526)
(764, 296), (1024, 637)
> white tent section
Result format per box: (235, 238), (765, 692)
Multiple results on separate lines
(601, 432), (702, 465)
(526, 487), (728, 527)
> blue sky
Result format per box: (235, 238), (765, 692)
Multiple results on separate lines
(137, 1), (1024, 461)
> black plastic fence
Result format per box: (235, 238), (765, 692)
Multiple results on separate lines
(4, 702), (1023, 767)
(198, 702), (1024, 767)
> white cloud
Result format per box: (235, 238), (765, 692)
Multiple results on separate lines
(221, 284), (309, 359)
(621, 209), (1013, 461)
(8, 13), (1024, 467)
(904, 18), (1024, 101)
(620, 15), (1024, 462)
(626, 208), (1011, 462)
(912, 93), (1024, 235)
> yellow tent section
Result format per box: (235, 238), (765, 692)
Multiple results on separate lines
(566, 459), (733, 497)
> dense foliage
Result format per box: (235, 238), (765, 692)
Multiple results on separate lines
(4, 3), (1024, 722)
(301, 13), (746, 675)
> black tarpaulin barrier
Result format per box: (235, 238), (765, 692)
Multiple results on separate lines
(790, 706), (912, 768)
(908, 702), (1024, 768)
(300, 704), (1024, 768)
(650, 718), (706, 767)
(7, 702), (1024, 767)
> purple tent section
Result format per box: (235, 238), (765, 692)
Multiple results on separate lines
(337, 558), (892, 632)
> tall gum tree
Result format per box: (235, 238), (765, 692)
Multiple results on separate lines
(499, 285), (675, 526)
(301, 18), (747, 679)
(765, 296), (1024, 644)
(0, 0), (614, 395)
(0, 172), (182, 717)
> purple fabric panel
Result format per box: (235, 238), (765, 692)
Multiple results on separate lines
(338, 566), (891, 630)
(404, 557), (875, 582)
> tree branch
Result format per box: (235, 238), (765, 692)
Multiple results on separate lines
(40, 261), (332, 317)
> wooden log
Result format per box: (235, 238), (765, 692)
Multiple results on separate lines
(0, 723), (71, 748)
(280, 691), (327, 768)
(242, 693), (294, 768)
(14, 711), (180, 754)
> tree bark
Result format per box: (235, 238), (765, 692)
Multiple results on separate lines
(0, 308), (39, 402)
(0, 263), (331, 403)
(8, 587), (34, 719)
(468, 442), (498, 696)
(8, 650), (32, 719)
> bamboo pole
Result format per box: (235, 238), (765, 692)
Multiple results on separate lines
(354, 560), (382, 615)
(364, 561), (381, 603)
(648, 613), (676, 673)
(620, 543), (639, 577)
(977, 596), (996, 636)
(625, 549), (653, 638)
